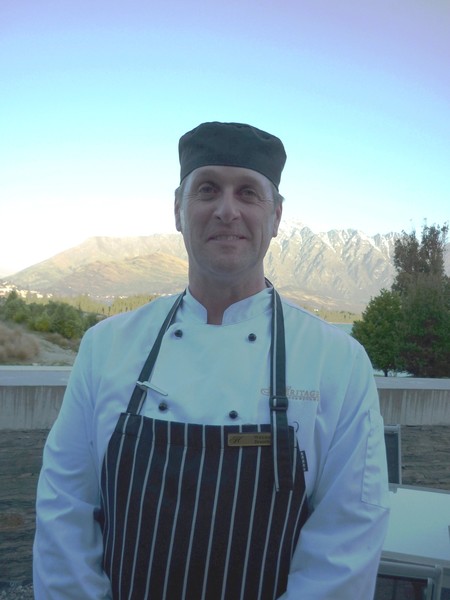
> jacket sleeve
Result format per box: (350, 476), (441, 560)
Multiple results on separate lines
(33, 330), (112, 599)
(283, 346), (390, 600)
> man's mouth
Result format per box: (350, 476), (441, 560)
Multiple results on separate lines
(209, 235), (244, 241)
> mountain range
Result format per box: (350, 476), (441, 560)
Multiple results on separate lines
(4, 222), (450, 313)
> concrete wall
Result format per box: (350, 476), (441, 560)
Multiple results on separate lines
(0, 385), (66, 430)
(376, 377), (450, 425)
(1, 368), (450, 429)
(0, 367), (70, 430)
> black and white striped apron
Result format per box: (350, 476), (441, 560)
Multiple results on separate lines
(96, 288), (309, 600)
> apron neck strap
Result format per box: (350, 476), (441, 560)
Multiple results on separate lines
(128, 291), (185, 415)
(269, 287), (294, 491)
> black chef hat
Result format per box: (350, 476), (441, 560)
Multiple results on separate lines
(178, 121), (286, 190)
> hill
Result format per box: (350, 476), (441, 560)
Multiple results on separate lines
(4, 222), (449, 312)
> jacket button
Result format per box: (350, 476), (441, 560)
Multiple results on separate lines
(174, 329), (183, 338)
(248, 333), (257, 342)
(158, 402), (168, 411)
(229, 410), (239, 419)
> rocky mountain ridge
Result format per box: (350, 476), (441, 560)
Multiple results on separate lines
(4, 222), (449, 312)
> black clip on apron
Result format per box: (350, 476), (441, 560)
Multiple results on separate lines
(97, 288), (309, 600)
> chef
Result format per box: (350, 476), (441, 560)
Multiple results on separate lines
(33, 121), (390, 599)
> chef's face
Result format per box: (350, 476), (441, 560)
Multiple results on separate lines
(174, 165), (282, 289)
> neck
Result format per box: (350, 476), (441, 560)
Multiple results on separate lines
(188, 274), (268, 324)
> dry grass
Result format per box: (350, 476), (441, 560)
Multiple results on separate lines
(0, 322), (40, 364)
(40, 330), (80, 352)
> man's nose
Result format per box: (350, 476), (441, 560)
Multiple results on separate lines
(213, 189), (240, 222)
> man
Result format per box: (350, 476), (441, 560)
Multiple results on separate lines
(33, 121), (390, 599)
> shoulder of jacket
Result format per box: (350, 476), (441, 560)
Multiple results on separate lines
(280, 295), (364, 352)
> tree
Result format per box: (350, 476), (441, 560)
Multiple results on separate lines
(399, 273), (450, 377)
(0, 291), (30, 324)
(393, 223), (450, 377)
(352, 289), (404, 376)
(48, 302), (85, 339)
(392, 223), (448, 295)
(353, 222), (449, 377)
(0, 292), (99, 341)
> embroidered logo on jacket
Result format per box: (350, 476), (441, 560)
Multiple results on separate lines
(261, 386), (320, 402)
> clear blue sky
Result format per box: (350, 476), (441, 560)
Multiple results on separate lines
(1, 0), (449, 274)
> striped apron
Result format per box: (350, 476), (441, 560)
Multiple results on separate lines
(96, 288), (309, 600)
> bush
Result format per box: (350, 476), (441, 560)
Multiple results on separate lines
(1, 291), (30, 324)
(0, 322), (40, 363)
(46, 302), (85, 339)
(30, 311), (52, 333)
(0, 292), (98, 341)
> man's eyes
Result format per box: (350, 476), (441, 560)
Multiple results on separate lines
(239, 187), (259, 200)
(197, 183), (217, 197)
(195, 183), (262, 202)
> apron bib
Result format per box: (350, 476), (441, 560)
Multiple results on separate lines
(97, 289), (309, 600)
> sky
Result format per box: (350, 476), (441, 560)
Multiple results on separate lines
(1, 0), (449, 274)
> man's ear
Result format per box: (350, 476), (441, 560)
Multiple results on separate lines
(272, 202), (282, 237)
(174, 196), (182, 232)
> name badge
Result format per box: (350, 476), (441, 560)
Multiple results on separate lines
(228, 433), (272, 447)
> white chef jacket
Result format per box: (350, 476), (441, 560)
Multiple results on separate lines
(33, 288), (390, 599)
